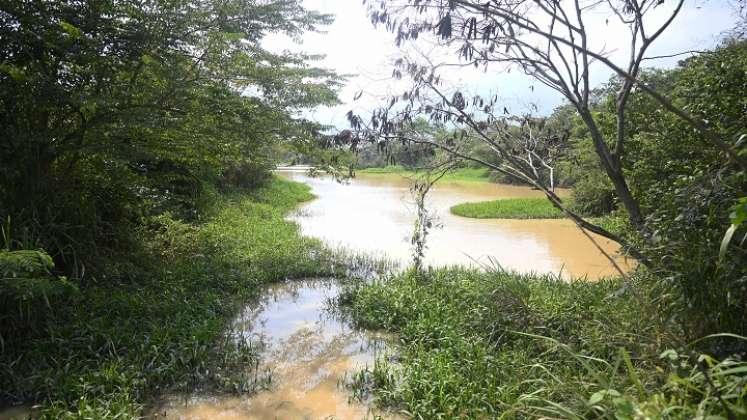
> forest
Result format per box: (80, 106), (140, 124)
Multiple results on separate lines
(1, 0), (745, 419)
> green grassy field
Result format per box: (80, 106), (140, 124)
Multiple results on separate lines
(451, 197), (565, 219)
(359, 166), (492, 182)
(0, 176), (342, 418)
(344, 268), (747, 419)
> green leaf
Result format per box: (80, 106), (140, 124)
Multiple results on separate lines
(729, 197), (747, 225)
(59, 21), (83, 38)
(588, 390), (605, 405)
(0, 63), (25, 81)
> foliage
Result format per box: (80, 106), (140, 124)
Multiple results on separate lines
(569, 174), (618, 217)
(0, 0), (340, 275)
(352, 118), (441, 169)
(463, 40), (747, 337)
(450, 198), (565, 219)
(354, 142), (437, 169)
(721, 197), (747, 259)
(0, 249), (77, 334)
(0, 177), (339, 417)
(605, 41), (747, 338)
(550, 115), (619, 217)
(347, 268), (747, 419)
(349, 0), (747, 341)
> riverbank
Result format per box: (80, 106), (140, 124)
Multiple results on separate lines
(0, 177), (343, 418)
(3, 175), (742, 419)
(345, 267), (746, 418)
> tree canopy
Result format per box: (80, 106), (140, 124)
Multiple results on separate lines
(0, 0), (342, 273)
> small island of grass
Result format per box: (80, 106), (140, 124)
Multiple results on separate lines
(450, 197), (565, 219)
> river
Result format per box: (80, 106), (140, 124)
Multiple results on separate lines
(145, 168), (632, 420)
(278, 169), (632, 279)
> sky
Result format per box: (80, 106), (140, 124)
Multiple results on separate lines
(266, 0), (740, 129)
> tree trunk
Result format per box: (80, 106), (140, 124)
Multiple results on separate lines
(579, 109), (646, 230)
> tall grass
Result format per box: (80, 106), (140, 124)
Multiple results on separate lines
(346, 268), (747, 418)
(0, 176), (341, 417)
(451, 198), (565, 219)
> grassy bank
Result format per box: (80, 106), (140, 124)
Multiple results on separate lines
(451, 197), (565, 219)
(346, 268), (747, 418)
(0, 177), (339, 418)
(359, 166), (492, 182)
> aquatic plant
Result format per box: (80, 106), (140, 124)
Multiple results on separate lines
(450, 198), (565, 219)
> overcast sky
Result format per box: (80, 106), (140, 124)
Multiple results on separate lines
(266, 0), (740, 129)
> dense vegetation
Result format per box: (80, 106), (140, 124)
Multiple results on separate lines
(563, 41), (747, 337)
(342, 37), (747, 420)
(347, 268), (747, 418)
(2, 0), (746, 418)
(0, 0), (342, 416)
(450, 198), (565, 219)
(355, 39), (747, 338)
(0, 177), (343, 417)
(0, 0), (340, 276)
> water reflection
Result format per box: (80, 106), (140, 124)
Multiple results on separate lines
(150, 279), (394, 420)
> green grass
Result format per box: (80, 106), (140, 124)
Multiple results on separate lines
(359, 165), (492, 182)
(451, 198), (629, 236)
(0, 176), (341, 418)
(345, 268), (747, 419)
(451, 197), (565, 219)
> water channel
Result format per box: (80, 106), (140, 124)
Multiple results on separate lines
(143, 169), (634, 419)
(279, 169), (632, 279)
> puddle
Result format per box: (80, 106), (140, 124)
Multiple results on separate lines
(149, 279), (396, 419)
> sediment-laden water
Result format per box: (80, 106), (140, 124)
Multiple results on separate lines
(149, 279), (395, 419)
(147, 170), (634, 420)
(278, 169), (632, 279)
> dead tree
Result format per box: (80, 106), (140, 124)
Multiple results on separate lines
(362, 0), (746, 236)
(344, 57), (649, 268)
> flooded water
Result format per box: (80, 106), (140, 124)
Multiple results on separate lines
(148, 169), (632, 420)
(279, 169), (633, 279)
(150, 279), (395, 420)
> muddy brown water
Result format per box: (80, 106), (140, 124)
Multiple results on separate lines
(150, 279), (397, 419)
(5, 170), (635, 420)
(279, 169), (633, 279)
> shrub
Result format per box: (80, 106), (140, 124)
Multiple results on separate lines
(570, 173), (617, 217)
(0, 249), (77, 333)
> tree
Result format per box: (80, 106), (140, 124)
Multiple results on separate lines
(0, 0), (341, 273)
(343, 0), (742, 254)
(338, 1), (747, 335)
